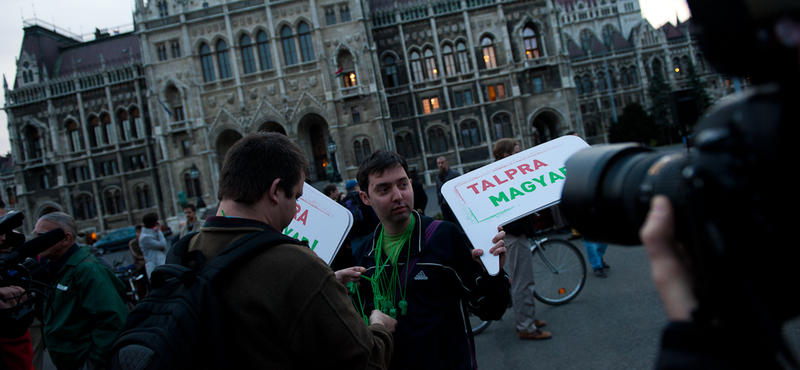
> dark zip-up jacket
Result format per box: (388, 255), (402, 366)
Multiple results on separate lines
(354, 212), (510, 370)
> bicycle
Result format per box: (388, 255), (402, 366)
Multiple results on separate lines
(529, 232), (586, 305)
(114, 262), (149, 305)
(470, 231), (586, 334)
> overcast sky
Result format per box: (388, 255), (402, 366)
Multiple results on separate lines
(0, 0), (691, 156)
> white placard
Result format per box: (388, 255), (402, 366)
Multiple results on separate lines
(283, 183), (353, 266)
(442, 136), (590, 275)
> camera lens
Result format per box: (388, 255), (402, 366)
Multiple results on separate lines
(561, 144), (689, 245)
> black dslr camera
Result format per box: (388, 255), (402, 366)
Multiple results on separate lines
(0, 212), (63, 290)
(561, 0), (799, 324)
(1, 211), (65, 337)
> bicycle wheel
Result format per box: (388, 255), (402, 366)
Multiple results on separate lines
(468, 312), (492, 335)
(531, 239), (586, 305)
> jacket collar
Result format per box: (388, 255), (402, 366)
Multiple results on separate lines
(201, 216), (279, 233)
(365, 211), (428, 262)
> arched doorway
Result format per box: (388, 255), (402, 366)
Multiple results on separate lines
(256, 121), (287, 135)
(297, 113), (332, 183)
(308, 124), (328, 182)
(531, 110), (561, 146)
(216, 129), (244, 169)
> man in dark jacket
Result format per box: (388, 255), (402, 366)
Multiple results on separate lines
(435, 156), (460, 225)
(34, 212), (128, 370)
(183, 132), (396, 369)
(355, 150), (510, 370)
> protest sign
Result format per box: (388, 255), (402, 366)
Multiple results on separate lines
(441, 136), (590, 275)
(283, 183), (353, 265)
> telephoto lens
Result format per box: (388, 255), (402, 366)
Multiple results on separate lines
(560, 144), (689, 246)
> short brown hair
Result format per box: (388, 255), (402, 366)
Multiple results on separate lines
(217, 132), (309, 204)
(322, 183), (338, 197)
(357, 150), (409, 196)
(493, 138), (518, 161)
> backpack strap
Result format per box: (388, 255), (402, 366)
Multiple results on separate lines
(154, 230), (303, 286)
(166, 231), (200, 265)
(423, 220), (443, 247)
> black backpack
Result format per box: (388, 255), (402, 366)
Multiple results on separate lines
(108, 230), (304, 370)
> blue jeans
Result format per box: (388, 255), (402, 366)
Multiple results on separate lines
(583, 239), (608, 270)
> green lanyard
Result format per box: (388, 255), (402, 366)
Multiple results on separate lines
(361, 215), (415, 319)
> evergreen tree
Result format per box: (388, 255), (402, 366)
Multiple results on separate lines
(647, 71), (675, 145)
(687, 60), (713, 118)
(608, 103), (659, 145)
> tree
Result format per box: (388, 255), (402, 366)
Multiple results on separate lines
(647, 71), (676, 145)
(608, 103), (659, 145)
(686, 60), (713, 117)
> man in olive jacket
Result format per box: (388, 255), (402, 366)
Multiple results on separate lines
(34, 212), (128, 370)
(180, 132), (396, 369)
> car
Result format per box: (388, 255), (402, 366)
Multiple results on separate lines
(94, 226), (137, 255)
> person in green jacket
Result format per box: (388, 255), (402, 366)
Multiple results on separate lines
(33, 212), (128, 370)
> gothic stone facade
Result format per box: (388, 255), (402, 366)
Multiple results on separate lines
(3, 25), (163, 236)
(4, 0), (733, 235)
(135, 0), (388, 220)
(556, 0), (733, 142)
(369, 0), (590, 183)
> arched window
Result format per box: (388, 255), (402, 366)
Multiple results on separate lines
(580, 29), (595, 55)
(241, 35), (257, 74)
(88, 116), (100, 147)
(133, 108), (142, 139)
(442, 45), (456, 76)
(281, 26), (298, 66)
(395, 132), (416, 159)
(384, 56), (398, 88)
(456, 42), (470, 73)
(575, 76), (584, 94)
(101, 113), (113, 144)
(628, 66), (638, 85)
(157, 0), (169, 17)
(427, 128), (448, 153)
(353, 139), (372, 165)
(620, 67), (629, 86)
(651, 58), (663, 79)
(104, 189), (125, 215)
(74, 193), (97, 220)
(410, 51), (424, 82)
(460, 121), (481, 147)
(602, 25), (617, 48)
(23, 126), (43, 160)
(424, 48), (438, 79)
(523, 26), (540, 59)
(492, 114), (513, 140)
(257, 31), (273, 70)
(135, 184), (153, 209)
(66, 120), (83, 152)
(581, 74), (593, 94)
(118, 109), (131, 142)
(217, 40), (232, 79)
(481, 37), (497, 69)
(681, 56), (691, 76)
(597, 72), (607, 91)
(184, 172), (202, 199)
(200, 43), (215, 82)
(298, 22), (315, 62)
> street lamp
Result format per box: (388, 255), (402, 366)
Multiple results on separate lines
(327, 136), (341, 183)
(189, 163), (206, 209)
